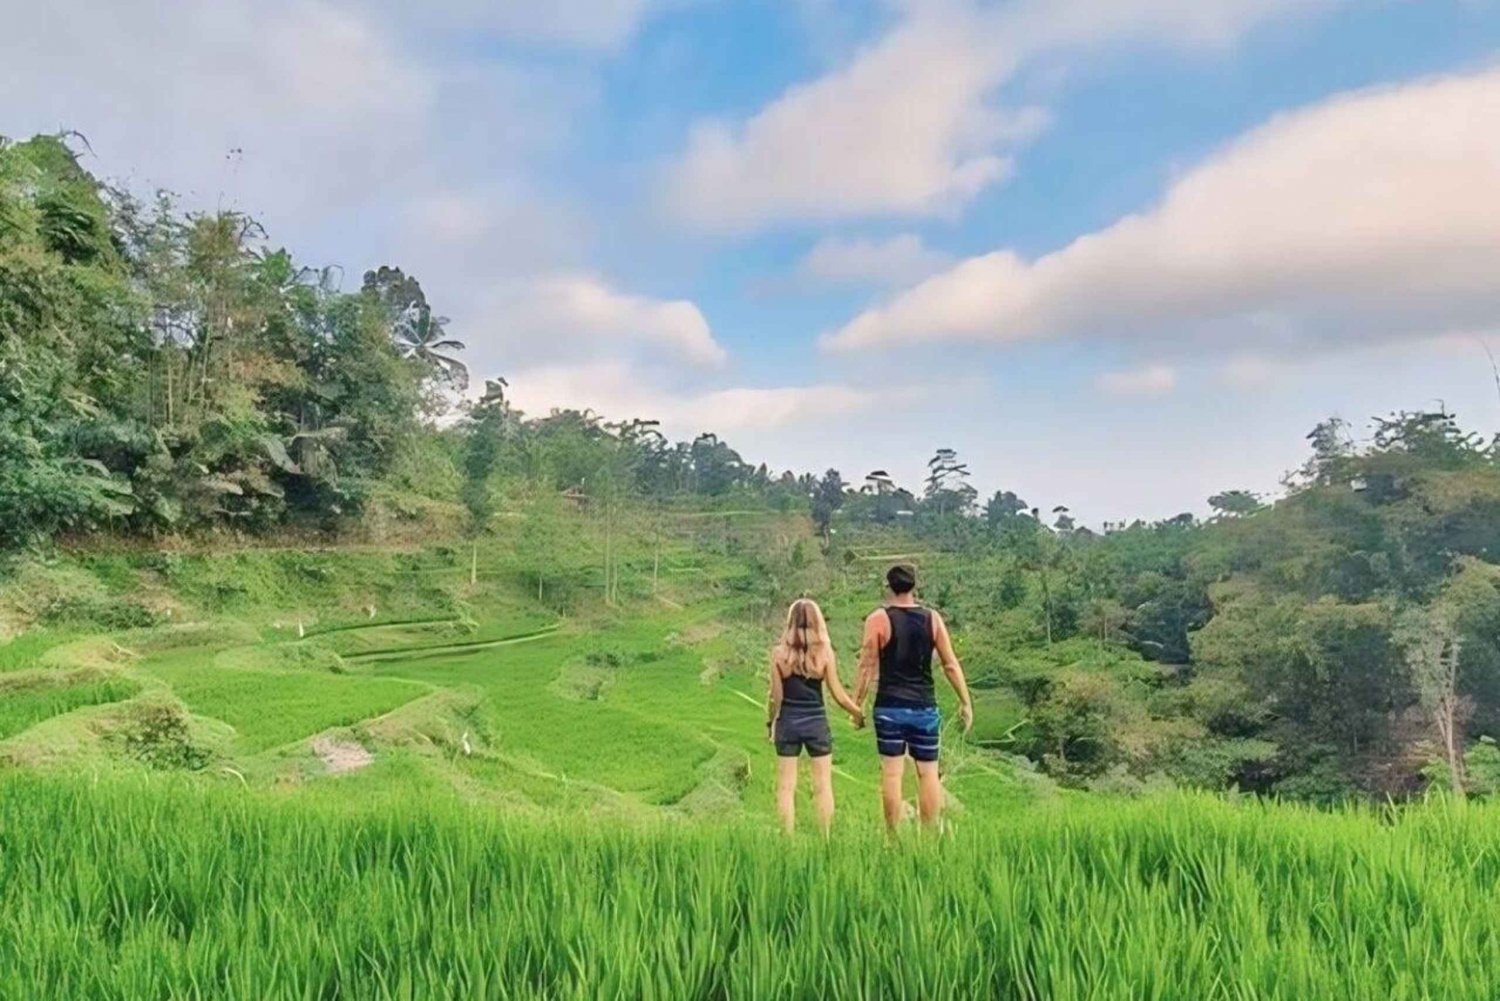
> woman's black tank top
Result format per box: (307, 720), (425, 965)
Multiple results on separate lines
(781, 671), (825, 715)
(875, 606), (936, 708)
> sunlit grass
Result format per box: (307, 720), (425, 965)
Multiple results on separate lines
(145, 652), (428, 753)
(0, 629), (77, 673)
(0, 675), (139, 740)
(4, 776), (1499, 999)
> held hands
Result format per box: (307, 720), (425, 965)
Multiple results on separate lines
(847, 706), (865, 729)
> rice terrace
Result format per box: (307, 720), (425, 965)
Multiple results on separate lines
(8, 4), (1500, 996)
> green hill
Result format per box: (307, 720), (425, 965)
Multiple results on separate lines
(0, 524), (1046, 824)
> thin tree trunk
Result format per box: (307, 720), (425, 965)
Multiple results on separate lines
(603, 500), (613, 607)
(1040, 572), (1054, 645)
(1441, 700), (1464, 793)
(1440, 637), (1465, 793)
(652, 509), (661, 597)
(470, 541), (478, 586)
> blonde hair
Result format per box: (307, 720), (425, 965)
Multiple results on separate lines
(774, 598), (834, 680)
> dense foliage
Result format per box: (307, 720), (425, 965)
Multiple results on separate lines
(820, 411), (1500, 803)
(0, 135), (815, 549)
(0, 135), (440, 542)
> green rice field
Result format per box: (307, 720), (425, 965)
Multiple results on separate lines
(0, 545), (1488, 998)
(3, 776), (1498, 999)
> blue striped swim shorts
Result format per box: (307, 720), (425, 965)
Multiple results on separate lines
(873, 706), (941, 762)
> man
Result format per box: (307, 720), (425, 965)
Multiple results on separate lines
(852, 564), (974, 830)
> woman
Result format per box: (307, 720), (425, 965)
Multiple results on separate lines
(765, 598), (863, 834)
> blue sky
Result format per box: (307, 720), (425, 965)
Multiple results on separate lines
(6, 0), (1500, 521)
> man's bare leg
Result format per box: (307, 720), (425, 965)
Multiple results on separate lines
(914, 759), (942, 827)
(879, 755), (906, 831)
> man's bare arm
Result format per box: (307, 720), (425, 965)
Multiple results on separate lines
(932, 611), (974, 734)
(851, 611), (884, 709)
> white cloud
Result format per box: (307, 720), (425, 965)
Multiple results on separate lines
(501, 361), (888, 436)
(1097, 364), (1177, 398)
(683, 384), (891, 431)
(800, 233), (955, 288)
(0, 0), (435, 227)
(666, 2), (1014, 231)
(666, 0), (1315, 231)
(826, 68), (1500, 357)
(469, 274), (727, 371)
(1219, 355), (1286, 388)
(387, 0), (672, 51)
(400, 185), (592, 276)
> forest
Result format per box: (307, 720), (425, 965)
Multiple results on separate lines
(6, 132), (1500, 804)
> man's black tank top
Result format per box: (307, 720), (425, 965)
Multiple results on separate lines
(875, 606), (936, 708)
(781, 671), (825, 716)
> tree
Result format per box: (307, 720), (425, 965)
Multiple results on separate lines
(984, 489), (1028, 527)
(516, 486), (566, 603)
(1371, 408), (1482, 464)
(1208, 490), (1262, 518)
(362, 266), (467, 389)
(863, 469), (896, 523)
(1052, 506), (1076, 533)
(688, 433), (744, 496)
(393, 302), (467, 389)
(924, 447), (975, 518)
(1293, 416), (1354, 486)
(809, 469), (845, 543)
(361, 265), (427, 317)
(1081, 598), (1129, 646)
(461, 390), (511, 534)
(1396, 603), (1467, 793)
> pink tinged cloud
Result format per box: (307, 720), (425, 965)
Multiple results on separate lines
(824, 68), (1500, 355)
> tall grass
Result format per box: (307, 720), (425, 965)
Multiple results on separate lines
(4, 775), (1499, 999)
(145, 652), (428, 753)
(0, 676), (139, 740)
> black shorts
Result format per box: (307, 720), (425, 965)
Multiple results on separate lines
(775, 711), (832, 758)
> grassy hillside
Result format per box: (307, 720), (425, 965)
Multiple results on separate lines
(2, 517), (1495, 997)
(0, 517), (1046, 824)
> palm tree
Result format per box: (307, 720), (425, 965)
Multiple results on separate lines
(395, 302), (468, 388)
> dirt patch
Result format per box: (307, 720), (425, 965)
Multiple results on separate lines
(312, 736), (373, 774)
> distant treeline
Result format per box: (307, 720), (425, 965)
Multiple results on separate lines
(0, 134), (824, 549)
(837, 411), (1500, 802)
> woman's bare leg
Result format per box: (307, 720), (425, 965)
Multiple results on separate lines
(914, 759), (942, 827)
(809, 755), (835, 836)
(776, 756), (799, 834)
(879, 755), (906, 832)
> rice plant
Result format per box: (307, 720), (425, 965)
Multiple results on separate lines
(4, 775), (1499, 999)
